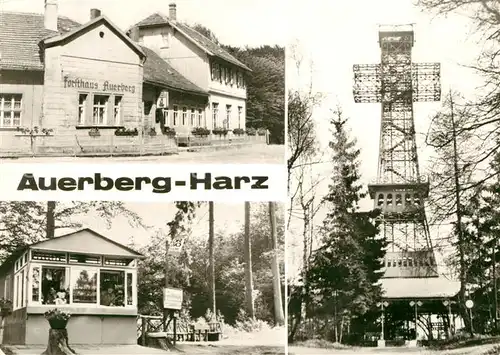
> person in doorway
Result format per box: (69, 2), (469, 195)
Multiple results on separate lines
(100, 287), (116, 306)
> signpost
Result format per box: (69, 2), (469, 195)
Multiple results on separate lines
(163, 288), (183, 345)
(466, 299), (474, 334)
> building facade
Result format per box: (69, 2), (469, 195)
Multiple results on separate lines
(0, 2), (210, 156)
(0, 229), (144, 345)
(129, 4), (251, 136)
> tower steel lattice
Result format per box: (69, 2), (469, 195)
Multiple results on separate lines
(353, 25), (441, 279)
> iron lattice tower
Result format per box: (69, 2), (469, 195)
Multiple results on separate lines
(353, 25), (441, 279)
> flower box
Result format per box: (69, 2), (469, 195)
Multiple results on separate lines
(212, 128), (228, 136)
(192, 127), (210, 137)
(115, 128), (139, 137)
(88, 128), (100, 137)
(162, 127), (176, 137)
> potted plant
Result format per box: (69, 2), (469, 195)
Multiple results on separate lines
(212, 127), (228, 136)
(192, 127), (210, 137)
(44, 308), (71, 329)
(0, 298), (12, 316)
(162, 126), (176, 137)
(148, 127), (157, 137)
(233, 128), (245, 136)
(115, 127), (139, 136)
(88, 128), (100, 137)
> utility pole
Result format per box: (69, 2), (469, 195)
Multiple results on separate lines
(450, 91), (470, 336)
(209, 202), (216, 320)
(163, 232), (170, 332)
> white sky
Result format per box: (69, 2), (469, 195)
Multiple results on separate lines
(287, 0), (486, 280)
(0, 0), (288, 47)
(55, 202), (254, 248)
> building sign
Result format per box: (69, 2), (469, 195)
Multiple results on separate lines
(63, 77), (136, 93)
(157, 90), (169, 108)
(163, 287), (183, 310)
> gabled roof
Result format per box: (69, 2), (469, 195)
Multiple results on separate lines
(44, 15), (145, 60)
(141, 46), (207, 96)
(0, 11), (81, 71)
(30, 228), (144, 258)
(131, 12), (251, 71)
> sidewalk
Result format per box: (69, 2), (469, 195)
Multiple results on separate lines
(3, 344), (168, 355)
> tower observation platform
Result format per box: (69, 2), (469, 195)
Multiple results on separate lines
(353, 24), (460, 342)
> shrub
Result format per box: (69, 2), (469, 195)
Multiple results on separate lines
(246, 127), (257, 136)
(148, 127), (157, 136)
(257, 128), (267, 136)
(233, 128), (245, 135)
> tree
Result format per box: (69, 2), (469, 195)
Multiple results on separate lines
(244, 202), (255, 319)
(418, 0), (500, 186)
(0, 201), (145, 261)
(269, 202), (285, 326)
(426, 91), (482, 335)
(226, 45), (285, 144)
(305, 109), (386, 342)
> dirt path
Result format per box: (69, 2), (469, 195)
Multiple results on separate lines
(289, 343), (499, 355)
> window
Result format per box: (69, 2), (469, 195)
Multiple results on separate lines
(32, 266), (40, 302)
(126, 273), (133, 306)
(4, 275), (12, 300)
(225, 105), (231, 129)
(414, 193), (421, 206)
(377, 194), (384, 207)
(396, 194), (402, 206)
(173, 105), (178, 126)
(113, 96), (122, 125)
(0, 94), (22, 127)
(408, 258), (413, 267)
(93, 95), (109, 125)
(78, 93), (88, 125)
(221, 67), (226, 83)
(212, 103), (219, 128)
(386, 259), (392, 267)
(32, 251), (67, 263)
(71, 267), (97, 304)
(100, 270), (125, 307)
(190, 108), (195, 126)
(104, 258), (134, 267)
(69, 254), (101, 265)
(161, 31), (170, 48)
(405, 193), (411, 206)
(237, 106), (242, 129)
(20, 270), (25, 307)
(41, 266), (69, 305)
(182, 107), (187, 125)
(387, 194), (393, 206)
(197, 109), (203, 127)
(15, 275), (20, 308)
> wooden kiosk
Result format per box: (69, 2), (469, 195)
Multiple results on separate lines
(0, 228), (144, 345)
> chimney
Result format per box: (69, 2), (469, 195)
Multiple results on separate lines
(90, 8), (101, 20)
(169, 3), (177, 22)
(44, 0), (58, 31)
(129, 27), (140, 42)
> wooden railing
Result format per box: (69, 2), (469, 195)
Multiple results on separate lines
(137, 315), (222, 345)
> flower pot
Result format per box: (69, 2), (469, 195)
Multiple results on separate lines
(48, 318), (68, 329)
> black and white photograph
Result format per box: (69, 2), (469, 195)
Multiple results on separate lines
(0, 201), (285, 354)
(287, 0), (500, 354)
(0, 0), (285, 163)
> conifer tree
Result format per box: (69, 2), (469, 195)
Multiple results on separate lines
(306, 109), (386, 342)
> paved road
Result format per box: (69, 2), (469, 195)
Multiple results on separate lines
(0, 144), (285, 164)
(289, 343), (499, 355)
